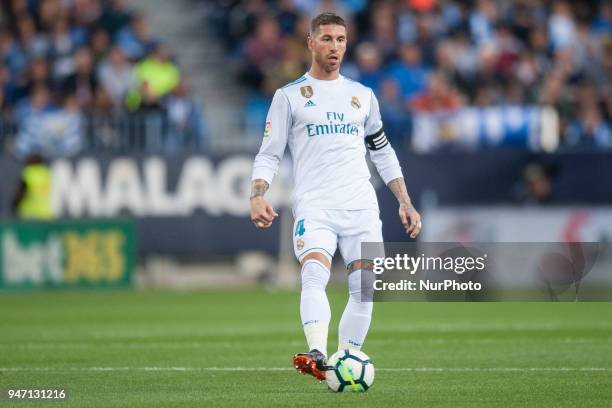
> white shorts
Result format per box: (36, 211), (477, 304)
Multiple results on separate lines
(292, 209), (383, 267)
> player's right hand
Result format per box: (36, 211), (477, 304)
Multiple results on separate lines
(250, 197), (278, 228)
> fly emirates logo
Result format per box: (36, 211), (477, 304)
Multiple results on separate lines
(306, 112), (359, 137)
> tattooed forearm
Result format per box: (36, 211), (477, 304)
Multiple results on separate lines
(387, 177), (412, 207)
(250, 179), (269, 199)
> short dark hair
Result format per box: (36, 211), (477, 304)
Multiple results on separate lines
(310, 12), (346, 34)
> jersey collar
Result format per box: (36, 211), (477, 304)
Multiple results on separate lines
(305, 72), (344, 85)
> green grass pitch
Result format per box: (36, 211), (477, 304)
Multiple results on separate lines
(1, 289), (611, 407)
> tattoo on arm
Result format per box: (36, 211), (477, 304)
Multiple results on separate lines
(387, 177), (412, 207)
(250, 179), (269, 199)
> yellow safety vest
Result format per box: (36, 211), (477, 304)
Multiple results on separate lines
(18, 164), (54, 220)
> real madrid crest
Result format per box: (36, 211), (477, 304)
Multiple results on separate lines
(300, 86), (314, 99)
(351, 96), (361, 109)
(296, 238), (305, 251)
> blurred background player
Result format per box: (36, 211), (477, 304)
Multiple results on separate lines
(249, 12), (422, 381)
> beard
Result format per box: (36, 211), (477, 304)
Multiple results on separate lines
(314, 52), (342, 73)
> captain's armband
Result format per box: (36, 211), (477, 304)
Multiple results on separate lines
(364, 129), (388, 151)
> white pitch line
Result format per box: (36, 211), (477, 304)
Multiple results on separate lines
(2, 337), (610, 350)
(0, 367), (610, 373)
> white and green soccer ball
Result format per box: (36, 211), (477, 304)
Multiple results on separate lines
(325, 349), (374, 392)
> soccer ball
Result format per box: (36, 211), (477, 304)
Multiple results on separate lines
(325, 349), (374, 392)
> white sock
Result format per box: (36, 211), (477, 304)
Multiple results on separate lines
(338, 270), (373, 350)
(300, 259), (331, 357)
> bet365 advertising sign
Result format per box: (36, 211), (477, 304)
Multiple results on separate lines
(0, 220), (135, 289)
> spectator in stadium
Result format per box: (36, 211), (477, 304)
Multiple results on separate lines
(592, 1), (612, 34)
(469, 0), (497, 46)
(501, 82), (527, 105)
(538, 72), (573, 130)
(58, 47), (98, 111)
(410, 71), (462, 113)
(276, 0), (299, 35)
(15, 87), (84, 158)
(473, 83), (497, 107)
(263, 39), (307, 93)
(378, 78), (411, 147)
(548, 1), (577, 51)
(98, 45), (135, 109)
(5, 0), (28, 21)
(386, 42), (429, 101)
(433, 39), (458, 86)
(241, 14), (285, 90)
(353, 42), (384, 94)
(0, 30), (25, 79)
(15, 15), (48, 60)
(91, 29), (112, 65)
(366, 1), (397, 61)
(37, 0), (62, 33)
(413, 12), (438, 66)
(91, 88), (120, 149)
(221, 0), (268, 51)
(48, 18), (84, 83)
(11, 56), (52, 103)
(492, 23), (522, 80)
(14, 84), (52, 123)
(99, 0), (133, 37)
(72, 0), (103, 27)
(166, 80), (208, 150)
(450, 31), (480, 90)
(115, 13), (158, 60)
(514, 51), (540, 93)
(469, 43), (503, 99)
(132, 43), (180, 101)
(93, 86), (114, 115)
(564, 105), (612, 149)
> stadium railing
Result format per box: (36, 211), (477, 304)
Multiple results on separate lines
(0, 112), (209, 155)
(0, 105), (565, 155)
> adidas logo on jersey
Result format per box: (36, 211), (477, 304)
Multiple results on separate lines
(304, 100), (316, 107)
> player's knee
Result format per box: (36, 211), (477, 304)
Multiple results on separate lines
(347, 268), (373, 305)
(301, 251), (332, 269)
(301, 258), (330, 290)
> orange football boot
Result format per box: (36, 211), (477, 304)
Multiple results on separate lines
(292, 349), (331, 381)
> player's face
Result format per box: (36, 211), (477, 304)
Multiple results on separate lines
(308, 24), (347, 73)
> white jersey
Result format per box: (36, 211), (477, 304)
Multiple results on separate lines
(252, 72), (403, 215)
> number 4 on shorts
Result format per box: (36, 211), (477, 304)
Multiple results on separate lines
(295, 219), (305, 237)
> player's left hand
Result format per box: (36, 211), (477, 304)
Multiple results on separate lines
(399, 203), (421, 239)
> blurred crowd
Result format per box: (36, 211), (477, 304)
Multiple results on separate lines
(1, 0), (207, 157)
(209, 0), (612, 149)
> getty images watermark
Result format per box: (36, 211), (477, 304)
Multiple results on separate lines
(360, 242), (612, 301)
(372, 252), (487, 292)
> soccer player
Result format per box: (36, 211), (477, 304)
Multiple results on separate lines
(250, 12), (422, 381)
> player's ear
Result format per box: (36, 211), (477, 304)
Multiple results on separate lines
(307, 32), (313, 51)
